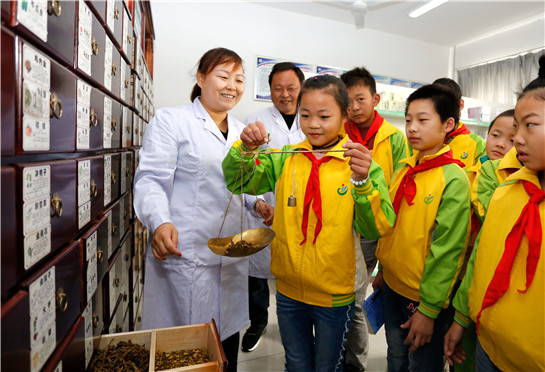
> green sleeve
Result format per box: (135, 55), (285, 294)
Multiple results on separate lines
(390, 130), (410, 171)
(418, 165), (471, 319)
(352, 160), (396, 240)
(470, 133), (487, 162)
(452, 231), (481, 328)
(473, 159), (500, 223)
(222, 140), (291, 195)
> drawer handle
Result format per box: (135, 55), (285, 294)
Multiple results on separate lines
(49, 92), (63, 119)
(126, 125), (131, 134)
(56, 287), (68, 312)
(123, 292), (128, 301)
(112, 63), (117, 76)
(125, 79), (129, 88)
(91, 36), (99, 55)
(90, 108), (98, 127)
(134, 126), (138, 134)
(114, 5), (120, 19)
(125, 166), (130, 177)
(140, 129), (143, 136)
(124, 253), (129, 262)
(48, 0), (62, 16)
(111, 223), (117, 236)
(90, 179), (98, 197)
(137, 91), (140, 99)
(111, 119), (117, 131)
(51, 192), (63, 217)
(92, 313), (99, 328)
(127, 34), (131, 44)
(111, 172), (116, 184)
(97, 247), (104, 263)
(113, 276), (120, 287)
(115, 325), (122, 333)
(137, 316), (142, 322)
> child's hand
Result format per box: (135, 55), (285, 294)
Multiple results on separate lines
(152, 222), (182, 260)
(255, 200), (274, 226)
(342, 140), (372, 181)
(241, 121), (269, 150)
(401, 310), (435, 352)
(372, 270), (384, 291)
(444, 322), (467, 366)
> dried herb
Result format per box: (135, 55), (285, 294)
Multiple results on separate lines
(155, 348), (209, 370)
(225, 240), (257, 256)
(88, 340), (149, 372)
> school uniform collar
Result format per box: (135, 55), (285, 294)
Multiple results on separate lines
(295, 134), (349, 161)
(374, 115), (398, 144)
(401, 145), (452, 168)
(505, 167), (542, 188)
(193, 97), (235, 142)
(499, 147), (523, 171)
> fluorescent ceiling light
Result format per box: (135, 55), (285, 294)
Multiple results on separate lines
(409, 0), (448, 19)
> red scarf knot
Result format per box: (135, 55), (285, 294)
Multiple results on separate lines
(300, 152), (333, 245)
(344, 110), (384, 149)
(476, 180), (544, 335)
(392, 150), (464, 215)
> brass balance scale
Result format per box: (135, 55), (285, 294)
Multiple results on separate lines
(207, 147), (347, 257)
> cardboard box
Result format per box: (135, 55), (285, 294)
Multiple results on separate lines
(91, 320), (225, 371)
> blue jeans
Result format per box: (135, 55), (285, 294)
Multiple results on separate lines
(276, 292), (354, 372)
(475, 338), (501, 372)
(383, 282), (449, 372)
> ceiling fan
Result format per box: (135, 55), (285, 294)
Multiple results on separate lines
(319, 0), (404, 29)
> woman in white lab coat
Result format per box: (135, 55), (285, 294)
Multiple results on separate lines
(133, 48), (249, 372)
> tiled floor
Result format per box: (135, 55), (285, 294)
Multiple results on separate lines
(237, 279), (388, 372)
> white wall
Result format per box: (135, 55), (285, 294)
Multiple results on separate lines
(454, 18), (545, 70)
(150, 2), (450, 121)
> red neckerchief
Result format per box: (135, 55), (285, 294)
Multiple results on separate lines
(344, 110), (384, 149)
(445, 122), (471, 143)
(476, 181), (544, 334)
(300, 152), (333, 245)
(392, 150), (464, 214)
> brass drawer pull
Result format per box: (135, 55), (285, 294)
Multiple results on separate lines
(126, 125), (131, 134)
(111, 172), (116, 184)
(140, 129), (143, 136)
(123, 292), (128, 301)
(56, 287), (68, 312)
(111, 223), (118, 236)
(90, 108), (98, 127)
(48, 0), (62, 16)
(51, 192), (63, 217)
(90, 179), (98, 197)
(112, 63), (117, 76)
(114, 5), (120, 19)
(97, 247), (104, 263)
(125, 79), (129, 88)
(113, 276), (120, 287)
(115, 325), (122, 333)
(127, 34), (131, 44)
(92, 313), (99, 328)
(49, 92), (63, 119)
(91, 36), (99, 55)
(111, 119), (117, 131)
(124, 253), (129, 262)
(125, 166), (130, 177)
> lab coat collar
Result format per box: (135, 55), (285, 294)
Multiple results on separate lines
(193, 97), (236, 143)
(271, 105), (301, 133)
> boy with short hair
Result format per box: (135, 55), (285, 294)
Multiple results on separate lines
(432, 78), (486, 168)
(340, 67), (409, 372)
(374, 84), (472, 372)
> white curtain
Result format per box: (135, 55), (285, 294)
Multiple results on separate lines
(457, 50), (543, 106)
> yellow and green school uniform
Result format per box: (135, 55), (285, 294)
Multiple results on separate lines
(445, 122), (486, 168)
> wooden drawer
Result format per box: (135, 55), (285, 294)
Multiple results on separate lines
(103, 152), (120, 207)
(1, 166), (17, 300)
(110, 97), (122, 149)
(121, 3), (133, 64)
(77, 2), (105, 88)
(80, 221), (107, 308)
(87, 1), (106, 25)
(86, 86), (105, 151)
(121, 105), (133, 148)
(120, 151), (133, 195)
(120, 57), (131, 106)
(101, 196), (122, 256)
(76, 155), (104, 222)
(42, 316), (86, 372)
(1, 27), (17, 156)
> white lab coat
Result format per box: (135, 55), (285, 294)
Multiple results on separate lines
(134, 98), (250, 340)
(244, 105), (306, 278)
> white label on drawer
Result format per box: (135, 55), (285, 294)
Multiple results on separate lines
(17, 0), (48, 42)
(122, 8), (129, 55)
(76, 125), (90, 150)
(83, 303), (93, 368)
(104, 156), (112, 206)
(121, 153), (127, 193)
(78, 201), (91, 229)
(103, 97), (112, 148)
(53, 361), (62, 372)
(30, 321), (56, 372)
(78, 0), (92, 75)
(123, 106), (129, 141)
(106, 211), (113, 257)
(106, 0), (115, 31)
(23, 165), (50, 202)
(120, 62), (126, 102)
(22, 44), (50, 88)
(22, 80), (50, 119)
(24, 225), (51, 270)
(22, 117), (50, 150)
(78, 160), (91, 206)
(23, 197), (50, 235)
(77, 79), (92, 106)
(30, 294), (55, 349)
(104, 37), (113, 91)
(29, 266), (55, 317)
(86, 232), (98, 302)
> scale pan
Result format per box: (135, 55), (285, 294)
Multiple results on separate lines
(207, 228), (276, 257)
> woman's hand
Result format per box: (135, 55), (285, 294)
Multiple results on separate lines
(401, 310), (435, 352)
(241, 121), (269, 150)
(444, 322), (467, 366)
(152, 222), (181, 260)
(342, 140), (372, 181)
(255, 200), (274, 226)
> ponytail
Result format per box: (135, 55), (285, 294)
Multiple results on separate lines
(190, 84), (201, 102)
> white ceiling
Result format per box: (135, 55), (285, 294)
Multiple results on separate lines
(252, 1), (545, 47)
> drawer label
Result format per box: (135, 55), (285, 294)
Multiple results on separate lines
(103, 97), (112, 148)
(76, 125), (90, 150)
(104, 156), (112, 206)
(30, 321), (56, 372)
(23, 165), (50, 202)
(78, 160), (91, 206)
(29, 266), (55, 319)
(104, 37), (113, 91)
(23, 197), (50, 235)
(78, 201), (91, 229)
(119, 201), (125, 238)
(17, 0), (48, 42)
(22, 44), (51, 88)
(122, 8), (130, 56)
(30, 294), (55, 349)
(23, 80), (50, 119)
(53, 361), (62, 372)
(120, 153), (127, 193)
(24, 225), (51, 270)
(77, 79), (92, 106)
(77, 80), (92, 150)
(120, 62), (126, 102)
(78, 0), (93, 75)
(83, 303), (93, 368)
(106, 211), (113, 257)
(106, 0), (115, 31)
(86, 232), (98, 302)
